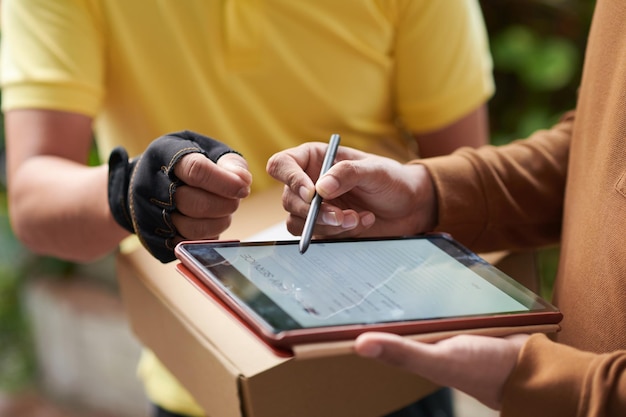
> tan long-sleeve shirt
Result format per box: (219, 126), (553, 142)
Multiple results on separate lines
(420, 0), (626, 415)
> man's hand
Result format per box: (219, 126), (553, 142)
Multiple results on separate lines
(108, 130), (251, 262)
(266, 142), (438, 239)
(354, 332), (529, 410)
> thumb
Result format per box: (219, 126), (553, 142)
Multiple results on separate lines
(355, 332), (438, 373)
(316, 158), (400, 200)
(217, 153), (252, 184)
(315, 160), (363, 199)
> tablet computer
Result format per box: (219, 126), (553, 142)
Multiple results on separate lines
(174, 234), (562, 349)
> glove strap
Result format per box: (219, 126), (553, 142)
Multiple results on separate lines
(107, 146), (137, 234)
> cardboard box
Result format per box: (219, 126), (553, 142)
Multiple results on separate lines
(117, 186), (558, 417)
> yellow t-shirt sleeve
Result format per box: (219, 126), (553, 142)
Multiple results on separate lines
(394, 0), (494, 132)
(1, 0), (105, 115)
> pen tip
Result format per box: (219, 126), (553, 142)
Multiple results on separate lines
(299, 242), (308, 254)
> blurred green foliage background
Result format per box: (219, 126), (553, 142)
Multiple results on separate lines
(482, 0), (595, 144)
(0, 0), (597, 390)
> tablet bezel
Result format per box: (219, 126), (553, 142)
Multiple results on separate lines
(174, 234), (562, 349)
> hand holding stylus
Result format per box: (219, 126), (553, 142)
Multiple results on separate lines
(299, 134), (341, 254)
(266, 140), (437, 241)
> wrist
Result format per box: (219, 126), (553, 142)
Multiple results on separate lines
(406, 163), (438, 233)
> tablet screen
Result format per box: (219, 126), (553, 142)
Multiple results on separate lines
(175, 235), (560, 344)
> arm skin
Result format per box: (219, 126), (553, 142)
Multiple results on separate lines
(5, 109), (251, 263)
(413, 104), (489, 158)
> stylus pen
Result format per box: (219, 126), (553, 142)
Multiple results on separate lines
(299, 133), (341, 254)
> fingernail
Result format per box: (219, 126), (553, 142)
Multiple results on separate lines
(238, 186), (251, 198)
(358, 343), (383, 358)
(342, 214), (358, 229)
(222, 158), (247, 172)
(361, 213), (375, 227)
(321, 211), (340, 226)
(317, 175), (339, 195)
(299, 186), (313, 203)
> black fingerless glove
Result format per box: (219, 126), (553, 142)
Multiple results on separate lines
(107, 130), (239, 263)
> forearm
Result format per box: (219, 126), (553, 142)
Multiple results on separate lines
(9, 157), (128, 262)
(414, 104), (489, 158)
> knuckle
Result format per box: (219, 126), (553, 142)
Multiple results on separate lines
(341, 160), (361, 179)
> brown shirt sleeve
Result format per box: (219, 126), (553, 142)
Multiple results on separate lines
(501, 333), (626, 417)
(417, 112), (574, 253)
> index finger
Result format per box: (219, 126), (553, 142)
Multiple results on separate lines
(266, 142), (329, 202)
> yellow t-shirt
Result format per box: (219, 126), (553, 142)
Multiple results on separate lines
(2, 0), (493, 189)
(1, 0), (493, 414)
